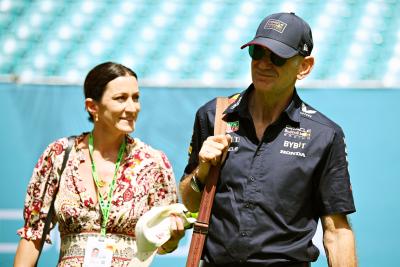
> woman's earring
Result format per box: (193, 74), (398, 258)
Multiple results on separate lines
(95, 114), (99, 122)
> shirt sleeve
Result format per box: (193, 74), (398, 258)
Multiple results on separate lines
(316, 129), (356, 216)
(182, 108), (212, 178)
(148, 151), (178, 207)
(17, 139), (67, 243)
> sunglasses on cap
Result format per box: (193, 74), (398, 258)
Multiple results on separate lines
(248, 45), (287, 67)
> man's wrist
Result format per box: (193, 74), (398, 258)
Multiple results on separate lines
(190, 169), (204, 193)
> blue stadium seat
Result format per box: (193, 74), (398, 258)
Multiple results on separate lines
(1, 0), (399, 85)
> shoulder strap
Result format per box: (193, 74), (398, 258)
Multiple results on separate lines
(213, 97), (230, 135)
(186, 97), (230, 267)
(35, 136), (75, 267)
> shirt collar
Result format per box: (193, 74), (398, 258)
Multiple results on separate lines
(224, 84), (253, 116)
(224, 84), (302, 124)
(285, 89), (302, 123)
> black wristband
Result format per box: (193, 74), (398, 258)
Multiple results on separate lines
(190, 170), (204, 193)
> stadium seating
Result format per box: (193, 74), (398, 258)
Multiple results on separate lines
(1, 0), (399, 86)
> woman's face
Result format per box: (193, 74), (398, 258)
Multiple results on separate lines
(96, 75), (140, 134)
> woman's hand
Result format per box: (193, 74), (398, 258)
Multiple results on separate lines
(158, 214), (185, 254)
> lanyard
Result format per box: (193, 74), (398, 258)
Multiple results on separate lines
(88, 132), (126, 236)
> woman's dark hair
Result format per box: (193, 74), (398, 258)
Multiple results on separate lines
(84, 61), (137, 122)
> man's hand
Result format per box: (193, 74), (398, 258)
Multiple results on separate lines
(196, 134), (232, 183)
(179, 134), (232, 212)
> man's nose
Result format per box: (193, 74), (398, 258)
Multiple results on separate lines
(257, 53), (273, 68)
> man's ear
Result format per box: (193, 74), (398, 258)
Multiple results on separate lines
(85, 98), (98, 117)
(297, 56), (314, 80)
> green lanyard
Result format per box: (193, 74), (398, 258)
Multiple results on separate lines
(88, 132), (126, 236)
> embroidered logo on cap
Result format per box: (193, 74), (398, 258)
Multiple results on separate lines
(264, 19), (287, 33)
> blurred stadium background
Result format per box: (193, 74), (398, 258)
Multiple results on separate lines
(1, 0), (400, 87)
(1, 0), (399, 266)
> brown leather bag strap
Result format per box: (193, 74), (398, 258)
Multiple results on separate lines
(214, 97), (230, 135)
(186, 97), (230, 267)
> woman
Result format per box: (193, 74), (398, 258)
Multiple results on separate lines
(14, 62), (185, 266)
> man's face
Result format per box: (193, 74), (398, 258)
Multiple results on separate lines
(250, 46), (303, 96)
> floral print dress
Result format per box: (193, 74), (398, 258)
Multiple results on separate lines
(17, 133), (178, 266)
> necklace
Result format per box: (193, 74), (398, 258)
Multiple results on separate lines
(88, 132), (126, 236)
(97, 178), (107, 187)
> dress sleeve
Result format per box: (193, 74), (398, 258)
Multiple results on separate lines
(17, 139), (67, 242)
(148, 151), (178, 208)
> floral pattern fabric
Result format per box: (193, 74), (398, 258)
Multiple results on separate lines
(17, 133), (178, 266)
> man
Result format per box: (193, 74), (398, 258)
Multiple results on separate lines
(180, 12), (357, 267)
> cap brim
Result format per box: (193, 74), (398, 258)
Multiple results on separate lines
(241, 37), (298, 59)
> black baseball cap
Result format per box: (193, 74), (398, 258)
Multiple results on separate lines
(241, 12), (313, 58)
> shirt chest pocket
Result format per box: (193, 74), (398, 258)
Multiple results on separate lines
(257, 149), (319, 220)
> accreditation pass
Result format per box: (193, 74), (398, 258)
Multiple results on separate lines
(83, 236), (116, 267)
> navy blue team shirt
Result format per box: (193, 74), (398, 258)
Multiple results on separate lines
(183, 84), (356, 266)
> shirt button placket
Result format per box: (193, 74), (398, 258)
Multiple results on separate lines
(245, 202), (254, 209)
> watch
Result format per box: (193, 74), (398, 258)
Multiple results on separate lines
(190, 170), (204, 193)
